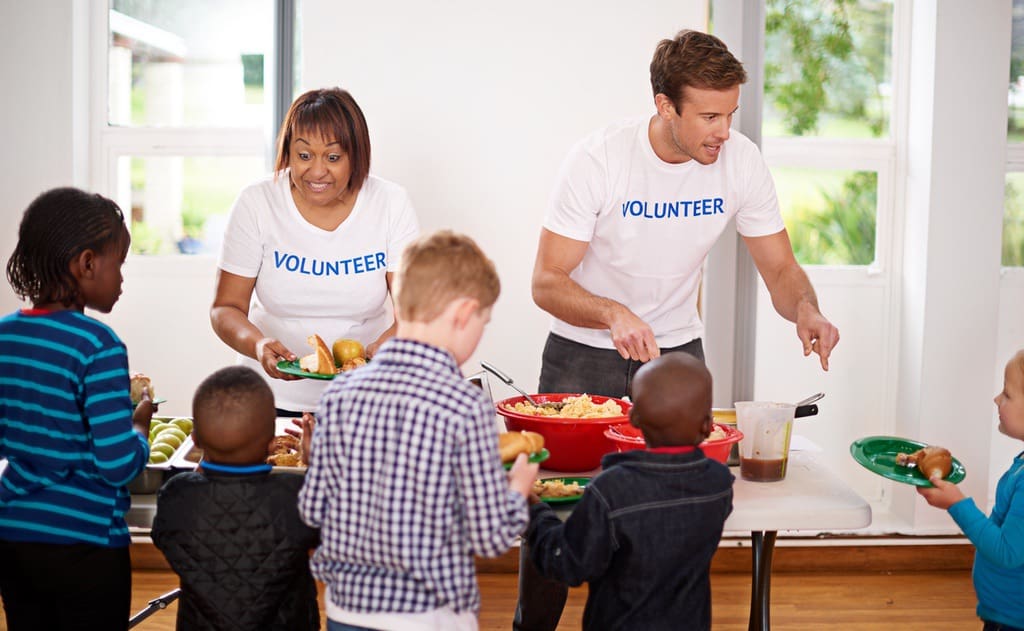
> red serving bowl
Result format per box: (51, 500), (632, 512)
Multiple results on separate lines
(603, 422), (744, 464)
(495, 393), (631, 471)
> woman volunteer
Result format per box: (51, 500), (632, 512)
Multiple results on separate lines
(211, 87), (420, 415)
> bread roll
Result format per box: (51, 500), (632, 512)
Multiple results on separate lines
(298, 334), (336, 375)
(130, 373), (153, 405)
(498, 431), (545, 464)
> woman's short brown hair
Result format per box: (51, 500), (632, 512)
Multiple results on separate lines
(650, 29), (747, 110)
(395, 231), (501, 323)
(273, 87), (372, 191)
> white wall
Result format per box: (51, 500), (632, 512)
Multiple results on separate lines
(301, 0), (707, 396)
(0, 1), (76, 314)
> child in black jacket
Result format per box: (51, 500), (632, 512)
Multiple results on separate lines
(526, 353), (734, 631)
(152, 366), (319, 630)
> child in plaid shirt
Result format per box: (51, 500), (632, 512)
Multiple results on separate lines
(299, 230), (538, 631)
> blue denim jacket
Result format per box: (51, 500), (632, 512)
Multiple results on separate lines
(527, 449), (734, 630)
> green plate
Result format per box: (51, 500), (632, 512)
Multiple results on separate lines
(535, 476), (589, 505)
(277, 359), (336, 380)
(850, 436), (966, 487)
(503, 448), (550, 470)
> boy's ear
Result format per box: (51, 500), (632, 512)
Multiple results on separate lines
(451, 297), (480, 329)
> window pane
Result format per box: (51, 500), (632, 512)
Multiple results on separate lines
(119, 156), (265, 255)
(1006, 173), (1024, 267)
(1011, 0), (1024, 142)
(772, 167), (878, 265)
(108, 1), (273, 127)
(763, 0), (893, 139)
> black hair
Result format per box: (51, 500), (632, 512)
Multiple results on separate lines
(6, 187), (128, 306)
(192, 365), (274, 419)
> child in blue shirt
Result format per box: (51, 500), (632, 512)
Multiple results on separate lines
(919, 349), (1024, 631)
(0, 187), (155, 630)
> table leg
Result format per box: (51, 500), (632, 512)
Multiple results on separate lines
(748, 530), (778, 631)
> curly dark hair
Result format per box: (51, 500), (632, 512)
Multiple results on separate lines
(650, 29), (747, 110)
(6, 187), (127, 306)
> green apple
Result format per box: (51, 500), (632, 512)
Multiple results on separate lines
(169, 418), (193, 435)
(151, 442), (176, 458)
(153, 433), (183, 450)
(148, 451), (169, 464)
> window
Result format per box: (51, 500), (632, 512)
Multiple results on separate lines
(96, 1), (296, 255)
(1006, 0), (1024, 267)
(762, 0), (895, 267)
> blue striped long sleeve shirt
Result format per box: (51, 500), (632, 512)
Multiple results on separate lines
(0, 309), (149, 547)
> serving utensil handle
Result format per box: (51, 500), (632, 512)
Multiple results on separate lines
(480, 361), (540, 406)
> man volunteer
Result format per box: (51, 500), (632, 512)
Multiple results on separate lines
(520, 29), (840, 630)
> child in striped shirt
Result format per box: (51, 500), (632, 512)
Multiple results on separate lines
(0, 187), (156, 631)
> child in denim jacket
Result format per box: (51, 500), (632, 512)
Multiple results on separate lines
(525, 352), (733, 630)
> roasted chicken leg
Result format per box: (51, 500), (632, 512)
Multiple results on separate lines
(896, 446), (953, 480)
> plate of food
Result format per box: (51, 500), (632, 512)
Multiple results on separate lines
(499, 430), (550, 470)
(850, 436), (966, 487)
(276, 334), (368, 380)
(534, 476), (589, 505)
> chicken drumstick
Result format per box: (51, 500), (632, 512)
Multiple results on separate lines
(896, 445), (953, 480)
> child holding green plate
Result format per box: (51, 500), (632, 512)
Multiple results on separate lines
(918, 349), (1024, 631)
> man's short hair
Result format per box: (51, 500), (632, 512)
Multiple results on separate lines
(650, 29), (747, 110)
(395, 230), (500, 322)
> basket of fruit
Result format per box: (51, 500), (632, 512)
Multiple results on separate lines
(127, 417), (194, 494)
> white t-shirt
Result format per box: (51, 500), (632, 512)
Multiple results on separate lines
(543, 118), (784, 349)
(218, 171), (420, 411)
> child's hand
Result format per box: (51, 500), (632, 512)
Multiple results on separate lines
(284, 412), (316, 465)
(131, 386), (155, 434)
(916, 474), (966, 509)
(507, 453), (540, 499)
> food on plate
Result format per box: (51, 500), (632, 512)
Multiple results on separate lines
(507, 394), (622, 419)
(341, 356), (368, 372)
(147, 417), (193, 464)
(705, 424), (728, 442)
(332, 338), (365, 365)
(266, 434), (305, 467)
(498, 430), (545, 464)
(298, 334), (336, 375)
(896, 445), (954, 480)
(130, 372), (155, 405)
(532, 478), (584, 499)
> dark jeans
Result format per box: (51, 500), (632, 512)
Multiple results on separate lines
(984, 622), (1024, 631)
(0, 539), (131, 631)
(537, 332), (705, 399)
(514, 333), (705, 631)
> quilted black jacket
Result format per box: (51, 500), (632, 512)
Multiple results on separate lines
(151, 468), (320, 630)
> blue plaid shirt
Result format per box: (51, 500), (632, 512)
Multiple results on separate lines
(299, 338), (528, 615)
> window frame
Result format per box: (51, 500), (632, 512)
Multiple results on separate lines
(87, 1), (294, 257)
(760, 0), (907, 279)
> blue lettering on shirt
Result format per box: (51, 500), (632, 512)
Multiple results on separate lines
(272, 250), (387, 276)
(620, 198), (725, 220)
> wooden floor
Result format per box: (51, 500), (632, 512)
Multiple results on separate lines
(1, 547), (982, 630)
(123, 568), (977, 630)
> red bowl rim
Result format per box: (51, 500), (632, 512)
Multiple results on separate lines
(604, 422), (744, 447)
(495, 393), (631, 424)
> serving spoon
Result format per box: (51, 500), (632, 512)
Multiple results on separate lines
(480, 361), (566, 411)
